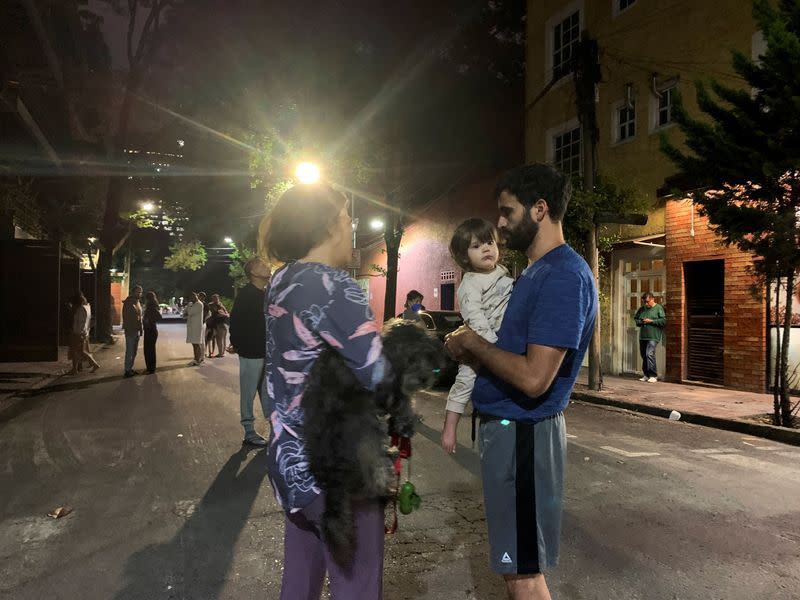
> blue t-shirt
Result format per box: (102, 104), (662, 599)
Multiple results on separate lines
(472, 244), (597, 422)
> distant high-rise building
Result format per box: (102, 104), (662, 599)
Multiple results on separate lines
(123, 146), (188, 238)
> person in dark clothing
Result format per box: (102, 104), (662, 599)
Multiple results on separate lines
(143, 291), (163, 374)
(209, 293), (230, 357)
(398, 289), (425, 320)
(122, 286), (143, 377)
(230, 257), (271, 446)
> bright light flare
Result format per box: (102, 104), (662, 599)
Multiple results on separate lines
(295, 162), (321, 184)
(224, 236), (234, 245)
(141, 201), (155, 212)
(370, 218), (385, 231)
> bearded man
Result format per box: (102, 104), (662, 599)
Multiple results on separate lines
(445, 163), (598, 600)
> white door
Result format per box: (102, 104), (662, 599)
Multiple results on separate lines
(622, 257), (666, 377)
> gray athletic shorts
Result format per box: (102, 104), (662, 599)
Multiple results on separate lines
(478, 413), (566, 575)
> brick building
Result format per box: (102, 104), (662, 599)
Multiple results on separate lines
(524, 0), (769, 391)
(664, 199), (766, 392)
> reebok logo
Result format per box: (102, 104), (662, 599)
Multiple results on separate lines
(500, 552), (513, 564)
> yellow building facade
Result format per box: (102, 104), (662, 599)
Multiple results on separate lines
(525, 0), (761, 378)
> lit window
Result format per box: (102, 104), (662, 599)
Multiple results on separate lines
(552, 11), (580, 81)
(618, 101), (636, 141)
(553, 127), (581, 176)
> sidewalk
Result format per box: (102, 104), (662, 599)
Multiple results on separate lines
(572, 374), (799, 446)
(0, 323), (194, 403)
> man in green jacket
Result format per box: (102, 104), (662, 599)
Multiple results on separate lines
(634, 292), (666, 382)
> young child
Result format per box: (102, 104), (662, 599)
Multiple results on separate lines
(441, 218), (514, 454)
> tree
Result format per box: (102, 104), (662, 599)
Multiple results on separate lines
(95, 0), (176, 342)
(661, 0), (800, 427)
(163, 240), (207, 271)
(228, 243), (256, 290)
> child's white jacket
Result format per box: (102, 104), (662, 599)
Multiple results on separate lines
(446, 265), (514, 414)
(457, 265), (514, 344)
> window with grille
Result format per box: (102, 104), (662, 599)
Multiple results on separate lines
(617, 102), (636, 141)
(657, 87), (674, 127)
(553, 127), (581, 176)
(552, 11), (580, 81)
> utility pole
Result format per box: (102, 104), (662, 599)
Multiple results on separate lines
(574, 32), (603, 391)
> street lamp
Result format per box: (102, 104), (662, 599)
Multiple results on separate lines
(141, 201), (155, 212)
(295, 162), (321, 185)
(370, 218), (385, 231)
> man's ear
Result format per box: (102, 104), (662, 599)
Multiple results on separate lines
(532, 199), (549, 222)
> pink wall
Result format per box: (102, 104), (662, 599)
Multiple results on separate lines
(357, 175), (501, 321)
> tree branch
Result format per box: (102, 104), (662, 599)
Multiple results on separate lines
(126, 0), (138, 67)
(133, 0), (166, 66)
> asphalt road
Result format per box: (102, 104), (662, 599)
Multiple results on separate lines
(1, 324), (799, 600)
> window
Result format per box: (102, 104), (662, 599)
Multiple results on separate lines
(650, 81), (677, 131)
(553, 127), (581, 176)
(552, 11), (580, 81)
(617, 101), (636, 141)
(657, 87), (673, 127)
(619, 0), (636, 10)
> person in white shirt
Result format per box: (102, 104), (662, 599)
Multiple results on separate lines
(441, 218), (513, 453)
(68, 293), (100, 375)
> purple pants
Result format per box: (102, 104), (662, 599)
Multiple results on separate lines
(279, 494), (385, 600)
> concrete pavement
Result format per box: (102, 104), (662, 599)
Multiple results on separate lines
(1, 324), (799, 599)
(572, 375), (800, 446)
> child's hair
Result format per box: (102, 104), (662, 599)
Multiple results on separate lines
(449, 218), (498, 271)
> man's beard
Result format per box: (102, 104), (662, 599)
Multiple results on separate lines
(500, 210), (539, 252)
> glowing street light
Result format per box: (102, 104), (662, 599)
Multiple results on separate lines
(295, 162), (321, 184)
(224, 236), (234, 245)
(141, 201), (155, 212)
(370, 218), (385, 231)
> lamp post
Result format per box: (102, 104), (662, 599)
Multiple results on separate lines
(295, 162), (321, 185)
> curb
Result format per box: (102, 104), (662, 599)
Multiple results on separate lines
(571, 391), (800, 447)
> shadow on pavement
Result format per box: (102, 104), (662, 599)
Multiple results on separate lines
(111, 446), (268, 600)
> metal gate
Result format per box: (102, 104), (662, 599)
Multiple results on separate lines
(684, 260), (724, 384)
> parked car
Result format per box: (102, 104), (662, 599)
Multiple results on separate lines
(416, 310), (464, 387)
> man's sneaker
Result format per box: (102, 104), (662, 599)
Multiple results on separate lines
(639, 376), (649, 382)
(243, 435), (267, 447)
(647, 377), (658, 383)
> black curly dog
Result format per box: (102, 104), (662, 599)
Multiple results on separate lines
(302, 319), (444, 567)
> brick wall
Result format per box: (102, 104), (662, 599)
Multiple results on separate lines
(665, 199), (766, 392)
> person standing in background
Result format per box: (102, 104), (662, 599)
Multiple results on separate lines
(122, 286), (143, 377)
(143, 291), (162, 374)
(185, 292), (205, 365)
(209, 293), (230, 357)
(230, 257), (271, 446)
(634, 292), (666, 382)
(68, 293), (100, 375)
